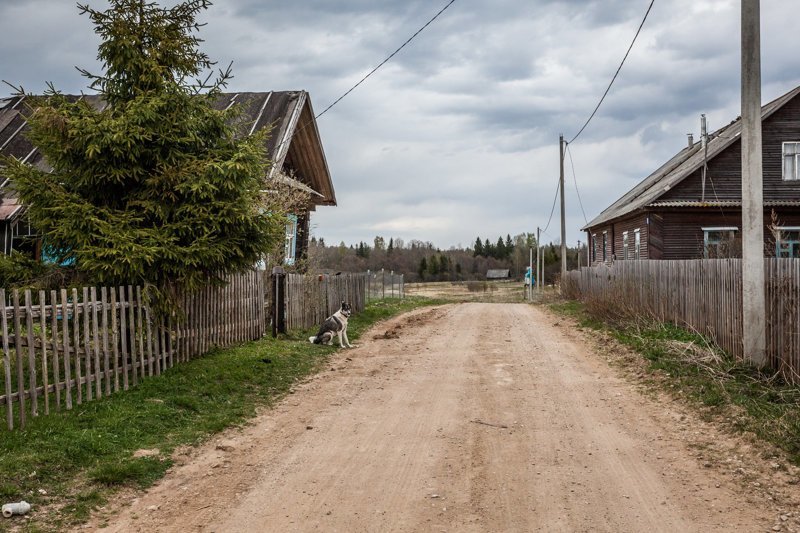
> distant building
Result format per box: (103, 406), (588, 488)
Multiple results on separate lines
(486, 269), (510, 280)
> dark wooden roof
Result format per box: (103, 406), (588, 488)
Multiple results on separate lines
(583, 85), (800, 230)
(0, 90), (335, 221)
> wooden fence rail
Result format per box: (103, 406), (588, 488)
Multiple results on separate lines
(0, 270), (265, 430)
(0, 269), (388, 431)
(283, 272), (368, 331)
(563, 258), (800, 384)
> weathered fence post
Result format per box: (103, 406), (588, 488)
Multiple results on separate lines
(272, 266), (286, 337)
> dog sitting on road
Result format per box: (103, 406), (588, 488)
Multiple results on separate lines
(308, 301), (354, 348)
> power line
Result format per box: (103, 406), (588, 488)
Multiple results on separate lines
(541, 177), (561, 234)
(565, 143), (588, 223)
(268, 1), (457, 174)
(567, 0), (655, 144)
(315, 0), (457, 120)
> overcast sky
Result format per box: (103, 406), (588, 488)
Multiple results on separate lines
(2, 0), (799, 249)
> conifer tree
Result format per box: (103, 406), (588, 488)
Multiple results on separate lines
(496, 237), (506, 259)
(3, 0), (286, 300)
(473, 237), (483, 257)
(418, 257), (427, 280)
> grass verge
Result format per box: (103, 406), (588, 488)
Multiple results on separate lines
(0, 296), (440, 532)
(550, 299), (800, 466)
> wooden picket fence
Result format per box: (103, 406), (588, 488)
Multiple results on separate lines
(284, 273), (368, 331)
(0, 268), (398, 431)
(563, 259), (800, 384)
(0, 270), (265, 431)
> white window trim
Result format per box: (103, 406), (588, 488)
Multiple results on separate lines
(602, 230), (608, 262)
(284, 214), (298, 266)
(622, 231), (629, 260)
(633, 228), (641, 260)
(703, 226), (738, 258)
(701, 226), (738, 232)
(782, 141), (800, 181)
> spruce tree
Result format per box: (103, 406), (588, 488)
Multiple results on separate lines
(496, 237), (506, 259)
(473, 237), (483, 257)
(3, 0), (285, 299)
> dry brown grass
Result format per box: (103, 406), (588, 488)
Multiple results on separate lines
(404, 281), (525, 303)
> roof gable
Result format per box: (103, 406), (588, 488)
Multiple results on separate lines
(0, 90), (336, 211)
(583, 85), (800, 230)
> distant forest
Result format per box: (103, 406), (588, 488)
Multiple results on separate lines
(307, 234), (585, 283)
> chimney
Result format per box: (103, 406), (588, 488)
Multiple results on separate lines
(687, 133), (694, 149)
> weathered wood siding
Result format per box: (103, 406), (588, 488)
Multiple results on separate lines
(611, 214), (649, 261)
(564, 259), (800, 385)
(662, 94), (800, 202)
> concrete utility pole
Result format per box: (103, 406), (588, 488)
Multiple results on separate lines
(741, 0), (766, 366)
(559, 135), (567, 281)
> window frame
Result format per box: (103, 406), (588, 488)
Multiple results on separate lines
(702, 226), (738, 258)
(783, 141), (800, 181)
(622, 231), (629, 260)
(602, 231), (608, 262)
(634, 228), (641, 260)
(775, 226), (800, 258)
(284, 214), (298, 266)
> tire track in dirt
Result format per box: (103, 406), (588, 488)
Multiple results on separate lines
(88, 303), (787, 532)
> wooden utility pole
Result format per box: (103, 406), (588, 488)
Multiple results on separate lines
(536, 226), (541, 291)
(559, 135), (567, 281)
(528, 247), (533, 301)
(741, 0), (766, 366)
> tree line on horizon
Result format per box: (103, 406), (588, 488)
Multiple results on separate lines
(307, 234), (585, 283)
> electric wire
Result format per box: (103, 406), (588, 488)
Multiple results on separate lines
(315, 0), (457, 120)
(541, 178), (561, 234)
(567, 0), (655, 144)
(565, 143), (588, 224)
(267, 0), (457, 175)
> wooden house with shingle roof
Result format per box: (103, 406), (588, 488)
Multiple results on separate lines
(0, 91), (335, 264)
(583, 85), (800, 263)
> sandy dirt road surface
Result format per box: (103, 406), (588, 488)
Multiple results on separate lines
(91, 303), (798, 532)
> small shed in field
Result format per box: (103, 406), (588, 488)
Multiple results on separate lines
(486, 269), (510, 280)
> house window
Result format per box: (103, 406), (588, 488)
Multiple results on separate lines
(783, 142), (800, 181)
(602, 231), (608, 262)
(592, 233), (597, 262)
(703, 226), (737, 258)
(634, 229), (641, 260)
(284, 214), (298, 266)
(776, 227), (800, 258)
(622, 231), (629, 260)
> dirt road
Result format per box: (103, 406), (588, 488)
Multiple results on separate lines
(92, 303), (797, 532)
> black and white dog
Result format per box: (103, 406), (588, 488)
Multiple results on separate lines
(309, 302), (354, 348)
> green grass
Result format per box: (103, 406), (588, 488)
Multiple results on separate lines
(550, 300), (800, 465)
(0, 296), (439, 531)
